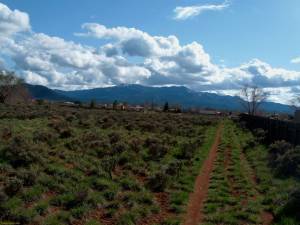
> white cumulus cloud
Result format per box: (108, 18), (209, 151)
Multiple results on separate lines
(0, 2), (30, 38)
(291, 57), (300, 64)
(173, 1), (230, 20)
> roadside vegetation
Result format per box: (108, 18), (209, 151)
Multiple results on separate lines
(241, 129), (300, 225)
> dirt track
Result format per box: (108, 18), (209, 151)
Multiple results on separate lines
(183, 125), (223, 225)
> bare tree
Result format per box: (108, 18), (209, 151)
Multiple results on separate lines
(0, 71), (29, 104)
(239, 84), (269, 115)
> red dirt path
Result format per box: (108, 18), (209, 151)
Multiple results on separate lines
(183, 125), (222, 225)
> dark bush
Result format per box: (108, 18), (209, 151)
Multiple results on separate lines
(65, 139), (83, 151)
(51, 189), (88, 209)
(48, 118), (72, 138)
(148, 143), (168, 161)
(140, 121), (156, 132)
(112, 141), (128, 155)
(253, 128), (267, 142)
(101, 157), (117, 179)
(144, 137), (160, 148)
(175, 141), (198, 160)
(59, 128), (72, 139)
(1, 136), (41, 167)
(274, 147), (300, 178)
(0, 190), (8, 204)
(166, 160), (182, 177)
(243, 137), (257, 151)
(277, 188), (300, 221)
(33, 130), (57, 145)
(16, 168), (37, 186)
(146, 171), (169, 192)
(268, 141), (293, 168)
(129, 137), (143, 152)
(108, 132), (121, 144)
(4, 177), (23, 196)
(1, 127), (12, 140)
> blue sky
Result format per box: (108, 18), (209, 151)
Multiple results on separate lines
(3, 0), (300, 69)
(1, 0), (300, 103)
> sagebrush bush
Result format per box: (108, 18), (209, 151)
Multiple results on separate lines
(1, 127), (12, 140)
(166, 160), (182, 177)
(33, 129), (57, 145)
(1, 136), (42, 167)
(129, 137), (143, 152)
(268, 141), (292, 167)
(175, 141), (198, 160)
(51, 189), (88, 209)
(16, 168), (37, 186)
(146, 171), (169, 192)
(147, 142), (168, 161)
(268, 141), (300, 178)
(274, 147), (300, 178)
(109, 132), (121, 144)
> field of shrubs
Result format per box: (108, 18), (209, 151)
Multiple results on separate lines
(0, 103), (218, 225)
(0, 103), (299, 225)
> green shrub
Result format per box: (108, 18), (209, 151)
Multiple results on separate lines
(101, 156), (117, 179)
(50, 189), (88, 209)
(120, 177), (141, 191)
(35, 201), (48, 215)
(160, 218), (181, 225)
(21, 185), (43, 202)
(71, 204), (89, 219)
(86, 219), (102, 225)
(92, 178), (115, 191)
(103, 189), (118, 201)
(117, 212), (136, 225)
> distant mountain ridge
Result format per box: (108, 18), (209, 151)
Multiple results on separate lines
(26, 84), (293, 114)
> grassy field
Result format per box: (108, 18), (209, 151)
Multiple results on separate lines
(0, 104), (299, 225)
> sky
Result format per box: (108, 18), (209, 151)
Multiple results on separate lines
(0, 0), (300, 104)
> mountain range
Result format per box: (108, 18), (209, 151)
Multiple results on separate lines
(25, 84), (293, 114)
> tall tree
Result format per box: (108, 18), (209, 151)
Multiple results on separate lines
(239, 84), (268, 115)
(0, 71), (28, 104)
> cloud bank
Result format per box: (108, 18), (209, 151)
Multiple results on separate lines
(173, 1), (230, 20)
(0, 2), (300, 104)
